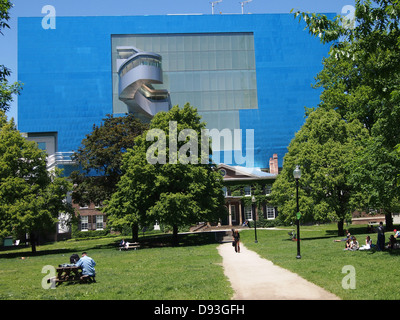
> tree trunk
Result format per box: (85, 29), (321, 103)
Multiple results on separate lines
(384, 210), (393, 230)
(172, 225), (179, 247)
(30, 232), (37, 253)
(337, 219), (344, 237)
(132, 223), (139, 242)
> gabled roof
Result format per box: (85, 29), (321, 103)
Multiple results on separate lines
(217, 163), (277, 181)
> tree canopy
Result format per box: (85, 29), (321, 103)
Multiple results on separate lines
(105, 104), (226, 245)
(70, 113), (148, 207)
(0, 111), (72, 252)
(0, 0), (22, 113)
(291, 0), (400, 228)
(271, 108), (369, 235)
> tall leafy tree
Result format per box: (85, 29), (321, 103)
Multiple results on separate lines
(105, 104), (226, 245)
(0, 0), (22, 113)
(292, 0), (400, 228)
(0, 111), (72, 252)
(271, 108), (369, 236)
(70, 113), (148, 207)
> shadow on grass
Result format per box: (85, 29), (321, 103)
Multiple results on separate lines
(0, 241), (118, 259)
(0, 231), (225, 259)
(139, 231), (223, 248)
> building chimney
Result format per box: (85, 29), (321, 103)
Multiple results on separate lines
(269, 153), (279, 174)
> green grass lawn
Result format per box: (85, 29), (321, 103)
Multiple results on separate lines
(240, 223), (400, 300)
(0, 233), (233, 300)
(1, 224), (399, 300)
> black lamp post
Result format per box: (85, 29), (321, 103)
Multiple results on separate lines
(293, 165), (301, 259)
(252, 195), (258, 243)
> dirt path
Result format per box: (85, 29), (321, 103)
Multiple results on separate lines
(217, 242), (340, 300)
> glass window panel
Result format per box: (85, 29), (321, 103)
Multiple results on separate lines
(223, 50), (233, 69)
(209, 51), (217, 70)
(176, 52), (185, 71)
(184, 51), (193, 70)
(225, 74), (233, 91)
(216, 35), (224, 50)
(208, 35), (216, 50)
(200, 72), (210, 91)
(152, 37), (160, 52)
(168, 37), (177, 52)
(192, 51), (201, 70)
(184, 36), (193, 51)
(192, 36), (201, 51)
(184, 73), (194, 91)
(209, 73), (218, 91)
(160, 36), (168, 52)
(135, 37), (144, 51)
(176, 37), (184, 51)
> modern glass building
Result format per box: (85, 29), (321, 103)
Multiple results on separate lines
(18, 14), (331, 171)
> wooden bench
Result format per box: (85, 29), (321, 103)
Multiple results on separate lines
(47, 266), (82, 286)
(118, 242), (140, 251)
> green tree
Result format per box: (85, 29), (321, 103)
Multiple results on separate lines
(70, 113), (148, 207)
(271, 108), (369, 236)
(105, 104), (226, 245)
(292, 0), (400, 228)
(0, 0), (22, 113)
(0, 111), (72, 252)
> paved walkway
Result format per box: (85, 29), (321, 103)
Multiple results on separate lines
(217, 242), (340, 300)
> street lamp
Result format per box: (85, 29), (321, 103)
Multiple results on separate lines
(252, 195), (258, 243)
(293, 165), (301, 259)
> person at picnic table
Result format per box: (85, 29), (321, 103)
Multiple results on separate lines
(394, 229), (400, 239)
(359, 235), (372, 251)
(75, 252), (96, 282)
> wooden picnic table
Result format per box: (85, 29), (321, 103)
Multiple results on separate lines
(54, 266), (82, 284)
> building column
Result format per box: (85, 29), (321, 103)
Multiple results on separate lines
(228, 203), (232, 226)
(238, 202), (243, 226)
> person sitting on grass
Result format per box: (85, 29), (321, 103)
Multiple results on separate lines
(359, 236), (372, 251)
(385, 235), (397, 250)
(335, 230), (351, 242)
(344, 238), (352, 250)
(350, 237), (359, 251)
(344, 237), (359, 251)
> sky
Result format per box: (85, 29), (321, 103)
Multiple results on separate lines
(0, 0), (355, 124)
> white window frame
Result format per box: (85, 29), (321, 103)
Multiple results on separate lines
(81, 216), (88, 231)
(244, 206), (253, 220)
(244, 186), (251, 197)
(265, 184), (272, 196)
(96, 215), (104, 230)
(266, 206), (276, 219)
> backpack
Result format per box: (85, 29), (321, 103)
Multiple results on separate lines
(70, 254), (80, 264)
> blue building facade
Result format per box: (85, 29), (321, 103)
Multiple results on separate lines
(18, 14), (330, 170)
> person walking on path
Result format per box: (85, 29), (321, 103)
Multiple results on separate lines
(232, 229), (241, 253)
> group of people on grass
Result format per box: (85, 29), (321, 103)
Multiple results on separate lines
(336, 222), (400, 251)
